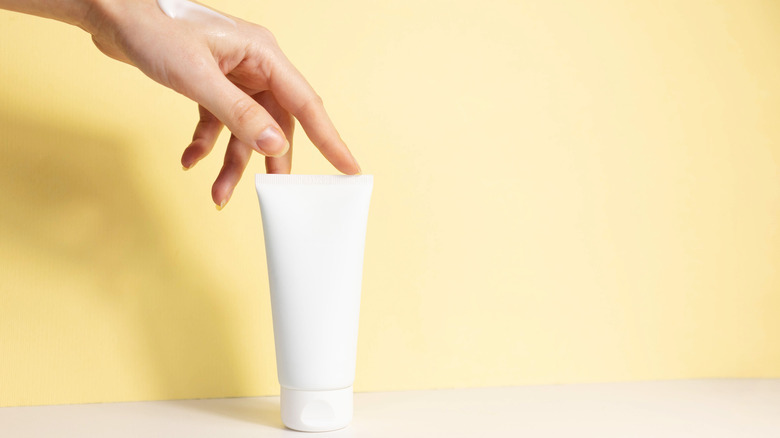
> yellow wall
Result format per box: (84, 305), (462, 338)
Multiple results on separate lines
(1, 0), (779, 407)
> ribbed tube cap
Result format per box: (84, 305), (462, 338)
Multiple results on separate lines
(280, 386), (353, 432)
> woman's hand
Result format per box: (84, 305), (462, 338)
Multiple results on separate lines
(81, 0), (360, 209)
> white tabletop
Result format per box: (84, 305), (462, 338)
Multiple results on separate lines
(2, 380), (779, 437)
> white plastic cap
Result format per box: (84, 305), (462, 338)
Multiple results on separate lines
(280, 386), (353, 432)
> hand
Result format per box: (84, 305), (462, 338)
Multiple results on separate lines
(86, 0), (361, 209)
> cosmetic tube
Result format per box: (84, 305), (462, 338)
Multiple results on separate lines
(255, 174), (373, 432)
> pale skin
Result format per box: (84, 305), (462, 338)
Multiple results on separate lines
(0, 0), (361, 209)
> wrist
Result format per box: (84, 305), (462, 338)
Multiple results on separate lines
(73, 0), (109, 35)
(77, 0), (162, 37)
(35, 0), (144, 36)
(3, 0), (105, 32)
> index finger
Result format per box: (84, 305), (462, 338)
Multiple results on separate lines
(267, 57), (361, 175)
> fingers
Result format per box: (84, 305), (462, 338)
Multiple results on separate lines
(212, 134), (253, 209)
(184, 63), (289, 158)
(210, 92), (294, 209)
(267, 59), (361, 175)
(256, 92), (294, 174)
(182, 105), (223, 169)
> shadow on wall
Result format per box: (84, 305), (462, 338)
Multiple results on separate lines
(0, 107), (267, 411)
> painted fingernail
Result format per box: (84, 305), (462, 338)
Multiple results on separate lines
(216, 199), (226, 211)
(255, 126), (287, 157)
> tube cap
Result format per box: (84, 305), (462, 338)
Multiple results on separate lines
(280, 386), (353, 432)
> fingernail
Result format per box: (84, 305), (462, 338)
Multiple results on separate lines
(215, 199), (226, 211)
(276, 138), (291, 158)
(255, 127), (287, 157)
(353, 157), (362, 175)
(183, 159), (198, 170)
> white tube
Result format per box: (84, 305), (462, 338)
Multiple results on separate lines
(255, 174), (373, 432)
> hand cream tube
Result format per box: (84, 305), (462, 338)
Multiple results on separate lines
(255, 174), (373, 432)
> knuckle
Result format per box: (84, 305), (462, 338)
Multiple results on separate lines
(281, 111), (295, 131)
(256, 25), (278, 45)
(198, 110), (216, 125)
(297, 94), (324, 118)
(229, 98), (261, 128)
(223, 148), (244, 167)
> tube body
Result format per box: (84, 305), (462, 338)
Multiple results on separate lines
(255, 174), (373, 431)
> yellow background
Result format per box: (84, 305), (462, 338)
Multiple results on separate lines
(1, 0), (779, 407)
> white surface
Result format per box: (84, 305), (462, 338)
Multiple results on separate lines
(2, 380), (780, 437)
